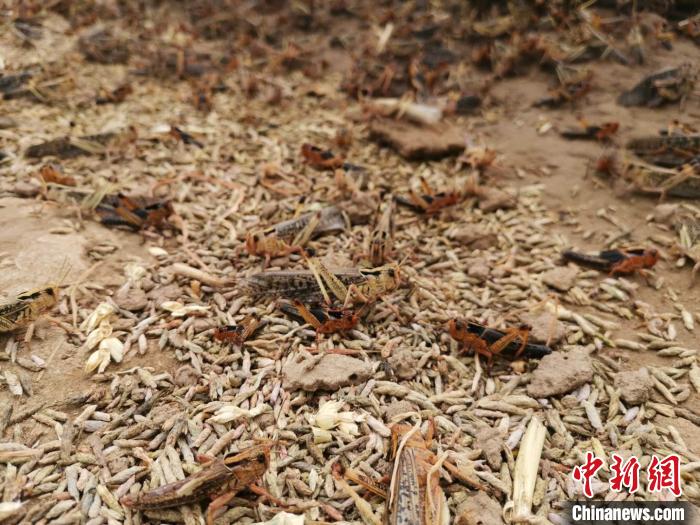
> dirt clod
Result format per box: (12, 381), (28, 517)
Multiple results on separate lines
(283, 354), (373, 391)
(455, 491), (505, 525)
(542, 266), (579, 292)
(387, 348), (418, 380)
(368, 119), (465, 160)
(114, 287), (147, 312)
(520, 311), (566, 344)
(615, 367), (653, 406)
(474, 425), (505, 469)
(477, 187), (515, 212)
(527, 347), (593, 398)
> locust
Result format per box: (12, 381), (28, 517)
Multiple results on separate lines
(281, 299), (365, 341)
(395, 178), (461, 215)
(268, 205), (345, 240)
(562, 248), (659, 276)
(335, 422), (485, 525)
(242, 261), (401, 306)
(626, 134), (700, 168)
(120, 443), (274, 525)
(301, 143), (345, 170)
(368, 199), (394, 266)
(305, 257), (401, 308)
(213, 314), (262, 346)
(95, 193), (174, 231)
(533, 65), (592, 108)
(0, 257), (71, 345)
(560, 121), (619, 142)
(245, 206), (345, 267)
(0, 286), (59, 334)
(615, 156), (700, 199)
(447, 319), (551, 368)
(617, 63), (697, 108)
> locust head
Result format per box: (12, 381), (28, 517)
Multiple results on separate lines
(17, 286), (59, 311)
(225, 443), (272, 484)
(245, 232), (263, 255)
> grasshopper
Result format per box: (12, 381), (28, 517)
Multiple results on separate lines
(368, 199), (394, 266)
(281, 299), (365, 341)
(395, 178), (461, 216)
(447, 319), (541, 369)
(626, 134), (700, 168)
(335, 422), (485, 525)
(121, 443), (273, 525)
(242, 261), (401, 306)
(245, 210), (320, 267)
(95, 193), (174, 231)
(269, 205), (345, 240)
(213, 314), (262, 346)
(305, 257), (401, 308)
(0, 287), (59, 333)
(0, 260), (70, 345)
(245, 206), (346, 267)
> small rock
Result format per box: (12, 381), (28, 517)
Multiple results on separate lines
(114, 287), (147, 311)
(652, 203), (680, 224)
(13, 180), (40, 198)
(477, 187), (515, 212)
(369, 118), (465, 160)
(474, 425), (504, 469)
(174, 365), (199, 387)
(255, 412), (276, 429)
(382, 400), (418, 420)
(520, 311), (566, 344)
(283, 353), (373, 391)
(147, 283), (182, 305)
(447, 225), (498, 250)
(387, 348), (418, 380)
(455, 491), (504, 525)
(614, 367), (653, 405)
(467, 259), (490, 281)
(527, 347), (593, 398)
(0, 116), (17, 129)
(542, 266), (578, 292)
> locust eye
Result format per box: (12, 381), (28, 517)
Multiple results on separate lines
(47, 288), (56, 296)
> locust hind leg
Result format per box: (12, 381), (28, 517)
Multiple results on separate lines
(488, 328), (524, 357)
(291, 300), (324, 348)
(23, 322), (36, 353)
(512, 326), (531, 358)
(342, 284), (370, 309)
(249, 483), (287, 507)
(291, 211), (321, 247)
(206, 491), (238, 525)
(306, 257), (347, 305)
(342, 466), (388, 499)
